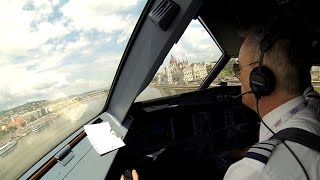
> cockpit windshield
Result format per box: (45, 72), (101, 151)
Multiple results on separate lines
(136, 19), (223, 102)
(0, 0), (147, 179)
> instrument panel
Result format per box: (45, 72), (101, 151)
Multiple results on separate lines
(107, 86), (259, 179)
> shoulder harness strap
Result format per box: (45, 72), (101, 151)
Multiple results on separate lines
(270, 127), (320, 152)
(244, 139), (281, 164)
(306, 94), (320, 100)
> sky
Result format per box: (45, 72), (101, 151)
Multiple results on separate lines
(162, 20), (222, 67)
(0, 0), (222, 111)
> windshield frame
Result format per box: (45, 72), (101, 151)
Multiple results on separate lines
(103, 0), (156, 112)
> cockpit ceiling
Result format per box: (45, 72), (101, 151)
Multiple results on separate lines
(199, 0), (320, 63)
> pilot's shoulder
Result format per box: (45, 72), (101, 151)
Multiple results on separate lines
(244, 139), (282, 165)
(224, 139), (282, 180)
(224, 155), (266, 180)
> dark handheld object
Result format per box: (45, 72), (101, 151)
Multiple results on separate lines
(123, 170), (133, 180)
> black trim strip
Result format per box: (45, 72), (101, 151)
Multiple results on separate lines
(245, 152), (269, 164)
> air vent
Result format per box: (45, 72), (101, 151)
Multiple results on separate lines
(148, 0), (180, 31)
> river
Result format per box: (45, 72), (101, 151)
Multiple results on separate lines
(0, 86), (193, 179)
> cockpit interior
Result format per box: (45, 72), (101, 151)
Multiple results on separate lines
(1, 0), (318, 179)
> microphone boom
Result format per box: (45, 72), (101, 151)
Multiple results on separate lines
(233, 91), (254, 99)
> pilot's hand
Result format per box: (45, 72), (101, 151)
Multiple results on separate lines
(120, 169), (138, 180)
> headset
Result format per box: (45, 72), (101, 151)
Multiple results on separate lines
(249, 33), (278, 99)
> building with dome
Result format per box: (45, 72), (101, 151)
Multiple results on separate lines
(156, 55), (212, 85)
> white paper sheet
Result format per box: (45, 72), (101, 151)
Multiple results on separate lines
(84, 122), (125, 155)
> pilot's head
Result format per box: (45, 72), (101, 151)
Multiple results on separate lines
(238, 28), (311, 114)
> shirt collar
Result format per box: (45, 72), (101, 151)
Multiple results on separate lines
(259, 95), (306, 142)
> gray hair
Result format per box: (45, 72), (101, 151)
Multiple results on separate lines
(242, 29), (311, 95)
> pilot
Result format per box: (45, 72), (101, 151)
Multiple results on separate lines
(224, 26), (320, 179)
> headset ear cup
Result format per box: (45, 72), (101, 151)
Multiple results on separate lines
(249, 66), (276, 97)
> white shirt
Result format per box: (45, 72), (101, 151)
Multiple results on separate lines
(224, 96), (320, 180)
(303, 86), (320, 115)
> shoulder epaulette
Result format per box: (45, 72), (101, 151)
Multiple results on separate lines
(244, 139), (281, 164)
(245, 128), (320, 165)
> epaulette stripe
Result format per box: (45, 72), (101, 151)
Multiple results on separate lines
(244, 139), (281, 165)
(260, 139), (281, 146)
(250, 146), (272, 152)
(247, 147), (272, 157)
(251, 144), (274, 151)
(259, 142), (276, 147)
(245, 152), (268, 164)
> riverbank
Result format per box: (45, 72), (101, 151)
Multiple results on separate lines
(151, 84), (198, 90)
(150, 82), (239, 90)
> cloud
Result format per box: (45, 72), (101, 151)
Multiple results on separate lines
(55, 63), (89, 76)
(61, 0), (139, 17)
(0, 0), (146, 111)
(93, 54), (121, 82)
(0, 0), (69, 56)
(116, 15), (137, 44)
(30, 0), (54, 18)
(0, 49), (118, 103)
(57, 79), (108, 96)
(0, 59), (109, 110)
(61, 0), (140, 33)
(37, 21), (69, 43)
(51, 0), (60, 6)
(167, 43), (188, 61)
(0, 44), (115, 110)
(63, 35), (91, 54)
(95, 53), (122, 65)
(32, 51), (67, 72)
(0, 64), (67, 98)
(25, 35), (92, 72)
(181, 20), (222, 56)
(162, 20), (222, 65)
